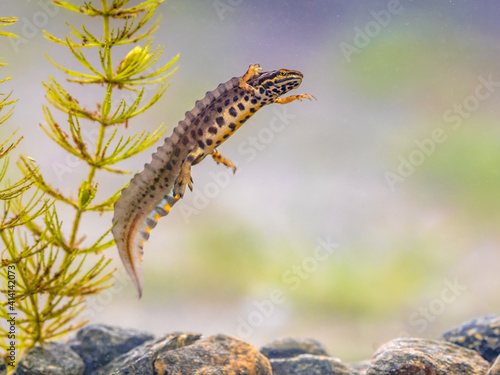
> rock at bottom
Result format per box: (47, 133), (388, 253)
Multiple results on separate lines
(366, 337), (489, 375)
(15, 342), (84, 375)
(69, 323), (154, 374)
(97, 332), (200, 375)
(440, 314), (500, 363)
(260, 337), (329, 359)
(154, 334), (272, 375)
(270, 354), (354, 375)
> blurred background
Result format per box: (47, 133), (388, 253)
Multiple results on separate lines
(1, 0), (500, 362)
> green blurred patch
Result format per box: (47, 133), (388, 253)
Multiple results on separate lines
(186, 222), (274, 296)
(149, 217), (446, 317)
(346, 32), (427, 94)
(149, 219), (292, 299)
(417, 118), (500, 223)
(287, 241), (444, 317)
(341, 22), (475, 97)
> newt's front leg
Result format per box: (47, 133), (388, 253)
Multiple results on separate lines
(211, 150), (236, 173)
(275, 94), (317, 105)
(239, 63), (262, 94)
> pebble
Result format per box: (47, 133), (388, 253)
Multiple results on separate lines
(366, 337), (489, 375)
(259, 337), (329, 359)
(15, 342), (84, 375)
(97, 332), (200, 375)
(69, 324), (154, 375)
(440, 314), (500, 363)
(270, 354), (353, 375)
(154, 334), (272, 374)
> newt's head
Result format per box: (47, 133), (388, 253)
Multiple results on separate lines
(251, 69), (304, 99)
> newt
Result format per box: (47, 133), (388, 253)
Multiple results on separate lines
(112, 64), (315, 297)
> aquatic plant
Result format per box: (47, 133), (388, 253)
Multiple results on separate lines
(0, 0), (177, 362)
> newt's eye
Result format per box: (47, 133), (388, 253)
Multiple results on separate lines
(279, 70), (287, 77)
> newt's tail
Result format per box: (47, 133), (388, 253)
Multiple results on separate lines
(113, 189), (179, 298)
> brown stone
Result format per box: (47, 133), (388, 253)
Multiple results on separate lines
(154, 334), (272, 375)
(366, 337), (489, 375)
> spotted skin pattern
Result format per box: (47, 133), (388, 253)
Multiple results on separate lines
(112, 64), (315, 297)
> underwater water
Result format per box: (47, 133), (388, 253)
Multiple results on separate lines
(1, 0), (500, 361)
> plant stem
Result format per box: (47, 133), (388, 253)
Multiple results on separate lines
(69, 0), (112, 250)
(68, 209), (82, 249)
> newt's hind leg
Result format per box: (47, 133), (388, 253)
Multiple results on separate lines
(173, 148), (204, 198)
(173, 163), (193, 199)
(239, 64), (262, 94)
(211, 150), (236, 173)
